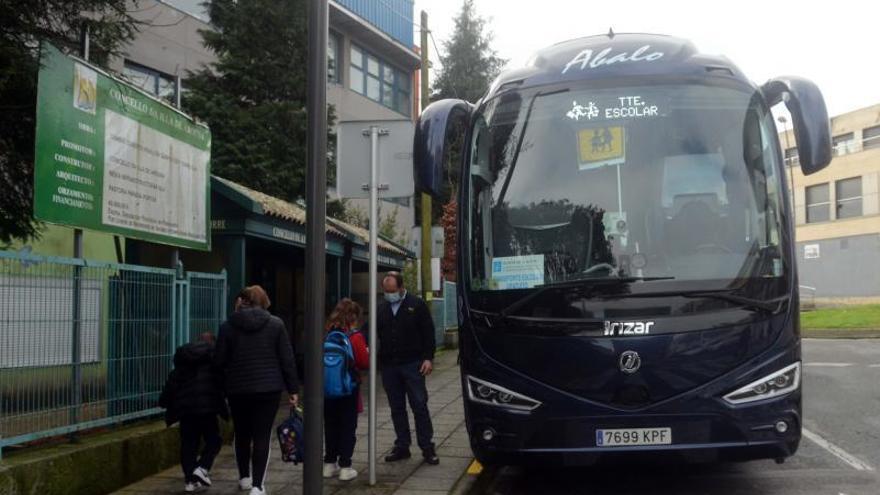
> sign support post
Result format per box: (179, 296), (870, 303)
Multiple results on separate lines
(367, 125), (380, 485)
(336, 118), (413, 486)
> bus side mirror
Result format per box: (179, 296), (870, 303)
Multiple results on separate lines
(762, 77), (831, 176)
(413, 99), (473, 196)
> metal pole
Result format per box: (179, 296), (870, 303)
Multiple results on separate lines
(71, 230), (83, 433)
(81, 25), (90, 62)
(368, 125), (379, 485)
(304, 0), (328, 492)
(779, 117), (797, 219)
(171, 75), (182, 277)
(70, 23), (90, 438)
(175, 75), (182, 109)
(616, 163), (623, 214)
(419, 11), (432, 300)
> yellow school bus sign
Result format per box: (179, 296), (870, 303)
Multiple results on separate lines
(577, 126), (625, 170)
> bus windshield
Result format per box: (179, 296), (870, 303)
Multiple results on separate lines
(467, 81), (788, 296)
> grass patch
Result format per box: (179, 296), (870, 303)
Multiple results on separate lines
(801, 304), (880, 329)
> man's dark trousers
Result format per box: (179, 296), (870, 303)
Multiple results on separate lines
(381, 361), (434, 451)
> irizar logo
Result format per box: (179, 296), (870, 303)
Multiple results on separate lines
(604, 321), (654, 336)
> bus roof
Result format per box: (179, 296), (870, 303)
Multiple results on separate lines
(485, 33), (750, 100)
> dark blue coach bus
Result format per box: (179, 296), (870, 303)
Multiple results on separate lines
(413, 33), (832, 466)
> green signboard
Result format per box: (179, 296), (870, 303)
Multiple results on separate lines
(33, 44), (212, 250)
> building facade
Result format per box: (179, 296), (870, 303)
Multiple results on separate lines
(782, 103), (880, 301)
(154, 0), (419, 243)
(327, 0), (419, 244)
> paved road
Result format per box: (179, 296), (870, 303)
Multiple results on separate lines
(464, 339), (880, 495)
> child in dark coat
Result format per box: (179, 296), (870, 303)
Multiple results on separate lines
(159, 332), (229, 492)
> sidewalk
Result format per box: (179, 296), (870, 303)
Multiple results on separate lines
(114, 350), (473, 494)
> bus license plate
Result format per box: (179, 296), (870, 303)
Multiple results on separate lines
(596, 427), (672, 447)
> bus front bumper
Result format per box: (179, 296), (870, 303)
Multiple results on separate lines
(465, 397), (801, 466)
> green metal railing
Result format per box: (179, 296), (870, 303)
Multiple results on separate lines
(0, 250), (226, 458)
(183, 271), (228, 345)
(429, 282), (458, 345)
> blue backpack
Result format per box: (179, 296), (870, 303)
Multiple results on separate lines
(323, 329), (357, 398)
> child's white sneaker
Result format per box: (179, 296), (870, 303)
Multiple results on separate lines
(339, 467), (358, 481)
(323, 462), (340, 478)
(193, 467), (211, 486)
(239, 476), (253, 490)
(248, 487), (267, 495)
(184, 481), (203, 492)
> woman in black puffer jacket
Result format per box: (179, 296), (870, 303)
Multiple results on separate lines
(214, 285), (299, 495)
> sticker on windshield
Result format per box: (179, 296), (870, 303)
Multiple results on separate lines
(578, 126), (625, 170)
(605, 95), (659, 119)
(490, 255), (545, 290)
(567, 100), (600, 121)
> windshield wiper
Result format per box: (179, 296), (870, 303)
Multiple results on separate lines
(499, 276), (675, 318)
(600, 288), (788, 313)
(680, 291), (788, 313)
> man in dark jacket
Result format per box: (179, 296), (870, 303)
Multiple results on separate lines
(159, 332), (228, 492)
(377, 271), (439, 465)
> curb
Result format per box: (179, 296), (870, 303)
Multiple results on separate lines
(802, 328), (880, 339)
(449, 461), (496, 495)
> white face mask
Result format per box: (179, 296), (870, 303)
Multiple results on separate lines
(384, 291), (402, 304)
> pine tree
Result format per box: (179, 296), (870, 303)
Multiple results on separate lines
(432, 0), (506, 102)
(184, 0), (336, 204)
(426, 0), (506, 280)
(0, 0), (137, 246)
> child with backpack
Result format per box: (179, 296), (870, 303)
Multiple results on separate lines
(159, 332), (228, 493)
(322, 298), (370, 481)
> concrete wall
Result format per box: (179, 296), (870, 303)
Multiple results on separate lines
(797, 233), (880, 298)
(110, 0), (215, 78)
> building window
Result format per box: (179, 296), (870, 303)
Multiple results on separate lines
(835, 176), (862, 219)
(328, 32), (341, 83)
(784, 147), (798, 166)
(384, 196), (411, 207)
(350, 45), (365, 96)
(123, 61), (177, 103)
(832, 132), (856, 156)
(863, 125), (880, 151)
(805, 183), (830, 223)
(349, 43), (411, 116)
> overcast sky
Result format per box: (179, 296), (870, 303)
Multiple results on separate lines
(412, 0), (879, 117)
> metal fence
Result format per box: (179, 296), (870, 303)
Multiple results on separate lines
(0, 250), (226, 458)
(430, 281), (458, 346)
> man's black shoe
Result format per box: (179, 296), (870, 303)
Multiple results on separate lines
(384, 447), (411, 462)
(422, 447), (440, 465)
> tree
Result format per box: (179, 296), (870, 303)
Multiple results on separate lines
(432, 0), (506, 103)
(0, 0), (137, 246)
(379, 205), (405, 245)
(183, 0), (336, 205)
(427, 0), (506, 280)
(440, 199), (457, 282)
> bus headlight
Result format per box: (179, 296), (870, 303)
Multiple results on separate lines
(723, 362), (801, 405)
(466, 375), (541, 411)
